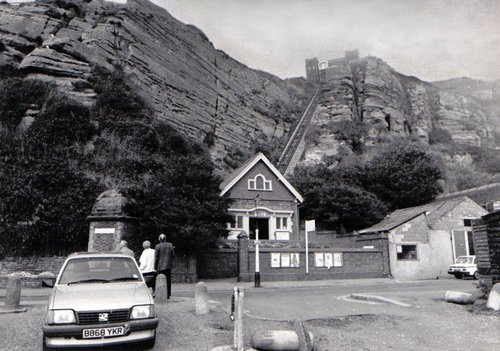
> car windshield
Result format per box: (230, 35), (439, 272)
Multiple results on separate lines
(455, 256), (474, 264)
(59, 257), (141, 285)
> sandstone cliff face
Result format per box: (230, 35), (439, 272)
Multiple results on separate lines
(301, 57), (499, 166)
(1, 1), (497, 173)
(0, 0), (309, 170)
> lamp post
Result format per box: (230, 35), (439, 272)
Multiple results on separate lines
(254, 195), (260, 288)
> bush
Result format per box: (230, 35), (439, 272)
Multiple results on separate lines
(0, 78), (52, 128)
(428, 127), (453, 145)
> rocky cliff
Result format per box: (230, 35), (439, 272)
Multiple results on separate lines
(300, 56), (499, 167)
(0, 0), (311, 171)
(1, 0), (498, 175)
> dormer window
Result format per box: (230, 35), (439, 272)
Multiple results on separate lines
(248, 174), (272, 191)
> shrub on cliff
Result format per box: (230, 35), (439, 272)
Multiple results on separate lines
(0, 78), (51, 128)
(0, 71), (231, 256)
(362, 140), (444, 210)
(291, 139), (444, 231)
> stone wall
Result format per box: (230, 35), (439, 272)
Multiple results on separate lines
(0, 256), (66, 287)
(0, 253), (197, 286)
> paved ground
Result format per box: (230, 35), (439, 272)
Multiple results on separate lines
(1, 276), (498, 350)
(0, 277), (393, 306)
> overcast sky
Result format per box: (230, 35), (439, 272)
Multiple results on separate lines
(152, 0), (500, 82)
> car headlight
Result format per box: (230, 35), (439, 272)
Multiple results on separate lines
(47, 309), (76, 324)
(131, 305), (155, 319)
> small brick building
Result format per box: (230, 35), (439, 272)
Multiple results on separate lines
(215, 152), (389, 281)
(220, 152), (304, 242)
(360, 197), (487, 280)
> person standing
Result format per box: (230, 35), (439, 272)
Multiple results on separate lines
(118, 240), (134, 258)
(139, 240), (156, 295)
(155, 234), (174, 299)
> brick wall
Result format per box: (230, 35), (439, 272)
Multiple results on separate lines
(391, 215), (429, 243)
(244, 247), (387, 281)
(197, 249), (237, 279)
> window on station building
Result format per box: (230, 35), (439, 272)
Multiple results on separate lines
(397, 244), (417, 260)
(228, 215), (243, 229)
(248, 174), (272, 191)
(276, 217), (289, 230)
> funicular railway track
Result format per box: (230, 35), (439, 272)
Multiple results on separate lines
(277, 86), (320, 174)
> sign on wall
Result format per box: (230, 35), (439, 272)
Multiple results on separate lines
(333, 253), (343, 267)
(271, 253), (300, 268)
(315, 252), (343, 267)
(94, 227), (115, 234)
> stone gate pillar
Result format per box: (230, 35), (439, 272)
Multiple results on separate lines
(237, 231), (251, 282)
(87, 190), (136, 252)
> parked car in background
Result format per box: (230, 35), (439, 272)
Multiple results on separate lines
(447, 255), (479, 279)
(42, 252), (158, 350)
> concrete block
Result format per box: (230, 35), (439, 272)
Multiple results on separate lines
(445, 291), (475, 305)
(486, 283), (500, 311)
(195, 282), (210, 315)
(5, 276), (22, 309)
(155, 274), (168, 303)
(251, 330), (314, 351)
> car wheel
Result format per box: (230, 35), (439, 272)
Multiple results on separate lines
(473, 271), (479, 280)
(454, 273), (463, 279)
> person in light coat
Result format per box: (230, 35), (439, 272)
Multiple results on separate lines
(139, 240), (156, 294)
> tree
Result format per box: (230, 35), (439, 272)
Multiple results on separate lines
(362, 140), (444, 210)
(124, 154), (231, 253)
(292, 165), (387, 232)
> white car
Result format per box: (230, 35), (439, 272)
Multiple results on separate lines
(42, 252), (158, 350)
(447, 255), (479, 279)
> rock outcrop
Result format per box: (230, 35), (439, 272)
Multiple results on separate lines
(1, 0), (497, 172)
(0, 0), (310, 170)
(301, 56), (498, 167)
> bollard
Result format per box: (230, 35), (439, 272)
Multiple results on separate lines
(195, 282), (210, 315)
(5, 276), (22, 310)
(487, 283), (500, 311)
(233, 287), (244, 351)
(155, 274), (168, 303)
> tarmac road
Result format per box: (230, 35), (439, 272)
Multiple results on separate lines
(1, 276), (478, 318)
(176, 278), (479, 320)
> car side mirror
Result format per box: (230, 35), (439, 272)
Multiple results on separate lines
(42, 278), (56, 288)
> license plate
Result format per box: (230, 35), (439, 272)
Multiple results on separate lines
(83, 326), (125, 339)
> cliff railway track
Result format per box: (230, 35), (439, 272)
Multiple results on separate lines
(277, 86), (320, 175)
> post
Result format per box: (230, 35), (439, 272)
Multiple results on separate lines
(255, 228), (260, 288)
(305, 220), (315, 275)
(305, 229), (309, 274)
(233, 287), (244, 351)
(254, 195), (261, 288)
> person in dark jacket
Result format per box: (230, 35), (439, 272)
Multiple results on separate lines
(155, 234), (174, 299)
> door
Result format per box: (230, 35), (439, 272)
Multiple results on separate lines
(249, 218), (269, 240)
(452, 230), (467, 259)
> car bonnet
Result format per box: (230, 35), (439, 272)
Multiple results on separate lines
(50, 282), (152, 311)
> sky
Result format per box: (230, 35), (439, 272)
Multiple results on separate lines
(151, 0), (500, 82)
